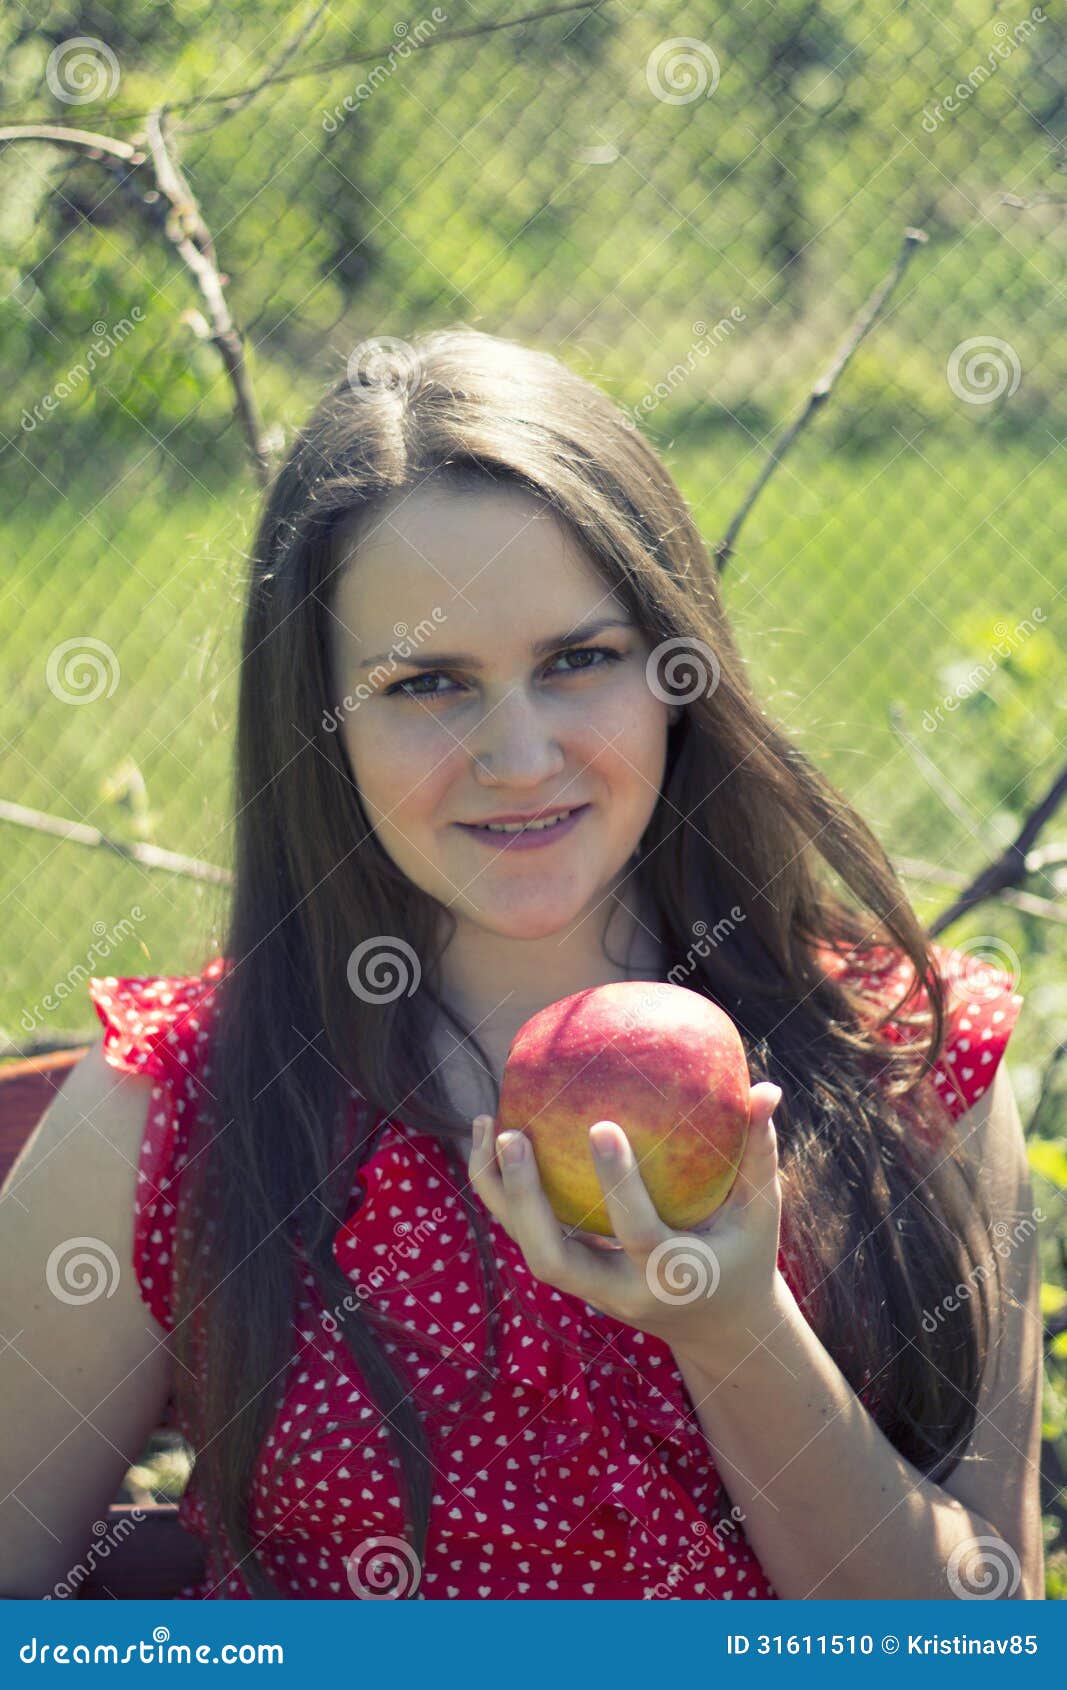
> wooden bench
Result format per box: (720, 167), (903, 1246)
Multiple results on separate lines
(0, 1047), (208, 1599)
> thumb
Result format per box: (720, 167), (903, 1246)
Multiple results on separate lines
(726, 1083), (782, 1208)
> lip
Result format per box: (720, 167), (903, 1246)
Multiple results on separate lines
(460, 804), (590, 825)
(455, 803), (590, 850)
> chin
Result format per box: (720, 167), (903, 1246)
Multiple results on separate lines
(472, 894), (587, 942)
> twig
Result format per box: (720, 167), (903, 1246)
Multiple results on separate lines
(0, 124), (143, 161)
(8, 3), (607, 129)
(144, 107), (272, 485)
(0, 115), (270, 482)
(714, 227), (929, 574)
(928, 757), (1067, 937)
(0, 799), (232, 885)
(891, 857), (1067, 927)
(175, 0), (334, 136)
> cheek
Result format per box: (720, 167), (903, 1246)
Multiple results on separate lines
(582, 675), (669, 771)
(342, 712), (458, 818)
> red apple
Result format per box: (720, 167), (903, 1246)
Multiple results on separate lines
(495, 981), (751, 1236)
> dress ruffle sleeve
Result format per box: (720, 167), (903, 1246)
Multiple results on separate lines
(87, 959), (228, 1337)
(815, 936), (1025, 1124)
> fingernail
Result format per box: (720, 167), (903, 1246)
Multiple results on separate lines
(498, 1131), (528, 1167)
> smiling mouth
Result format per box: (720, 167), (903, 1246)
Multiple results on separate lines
(455, 803), (590, 841)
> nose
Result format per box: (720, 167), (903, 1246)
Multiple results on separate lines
(468, 689), (566, 788)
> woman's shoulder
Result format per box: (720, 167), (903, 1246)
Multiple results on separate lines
(812, 934), (1025, 1124)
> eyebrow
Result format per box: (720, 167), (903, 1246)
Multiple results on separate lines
(355, 616), (636, 672)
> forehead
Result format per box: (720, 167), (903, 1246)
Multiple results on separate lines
(331, 480), (625, 637)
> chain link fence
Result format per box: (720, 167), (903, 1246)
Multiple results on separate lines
(1, 0), (1066, 1578)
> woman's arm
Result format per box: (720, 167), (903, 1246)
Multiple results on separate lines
(670, 1061), (1046, 1600)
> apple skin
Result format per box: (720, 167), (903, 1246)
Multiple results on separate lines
(495, 981), (751, 1237)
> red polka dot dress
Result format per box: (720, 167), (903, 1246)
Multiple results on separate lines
(87, 939), (1023, 1600)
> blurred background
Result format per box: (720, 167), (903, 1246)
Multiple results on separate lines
(1, 0), (1065, 1594)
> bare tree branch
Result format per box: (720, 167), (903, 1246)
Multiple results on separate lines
(144, 107), (273, 485)
(928, 758), (1067, 937)
(891, 858), (1067, 927)
(714, 227), (929, 574)
(7, 2), (607, 130)
(0, 799), (231, 885)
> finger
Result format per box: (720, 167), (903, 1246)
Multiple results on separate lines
(587, 1121), (671, 1257)
(491, 1126), (579, 1281)
(466, 1114), (514, 1234)
(718, 1084), (782, 1217)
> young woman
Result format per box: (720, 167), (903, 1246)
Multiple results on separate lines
(3, 328), (1043, 1601)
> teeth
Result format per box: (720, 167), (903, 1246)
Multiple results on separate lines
(483, 809), (575, 834)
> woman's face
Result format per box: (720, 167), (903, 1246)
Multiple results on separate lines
(328, 479), (677, 942)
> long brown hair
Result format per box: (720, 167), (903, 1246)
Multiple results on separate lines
(172, 326), (1002, 1597)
